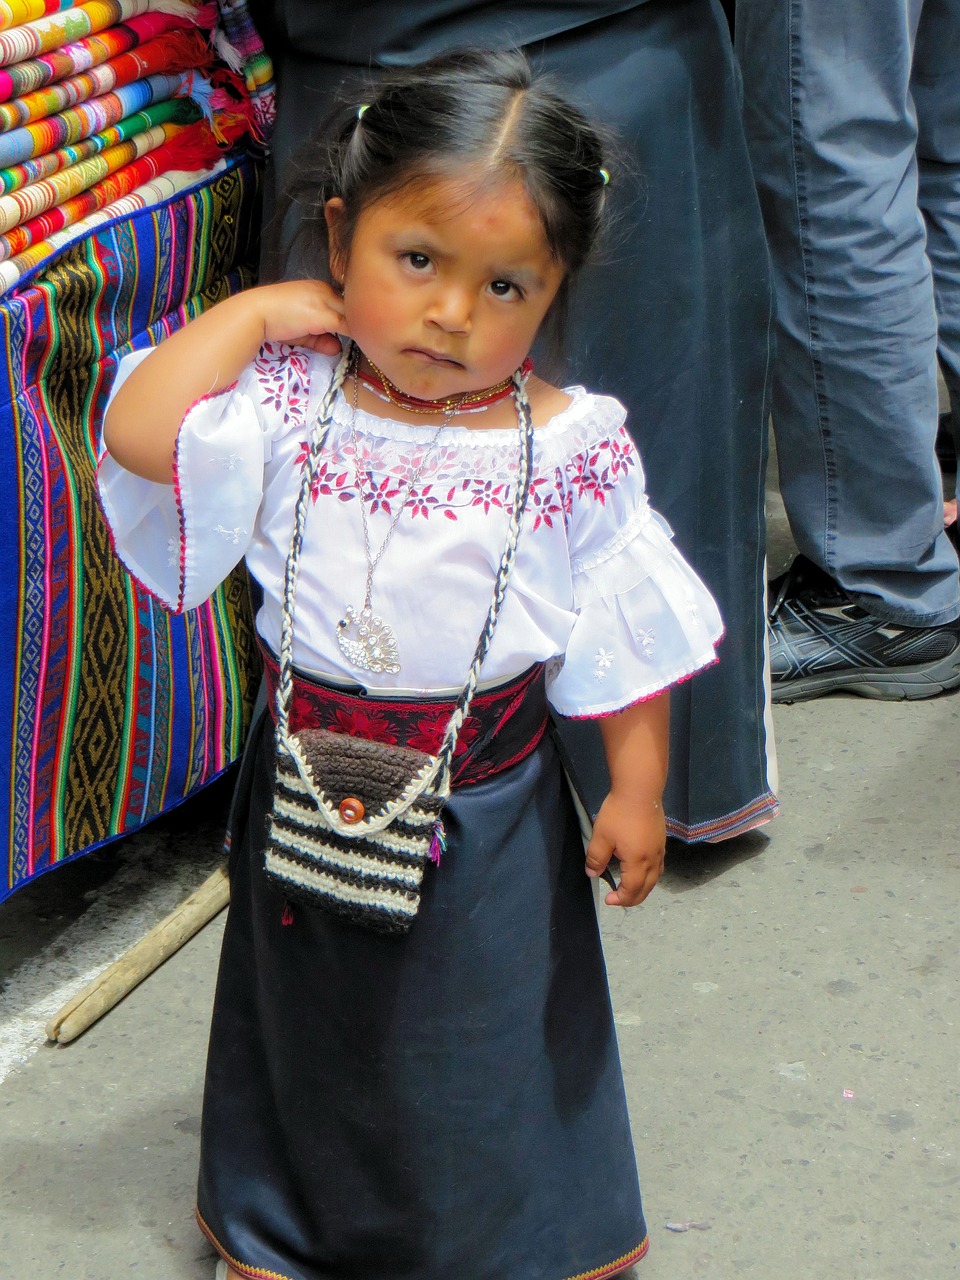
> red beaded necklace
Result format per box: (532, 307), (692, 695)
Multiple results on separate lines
(358, 355), (534, 415)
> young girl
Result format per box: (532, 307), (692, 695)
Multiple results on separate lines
(99, 49), (722, 1280)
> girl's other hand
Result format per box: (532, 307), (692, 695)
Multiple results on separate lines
(591, 689), (669, 907)
(257, 279), (349, 356)
(585, 791), (666, 907)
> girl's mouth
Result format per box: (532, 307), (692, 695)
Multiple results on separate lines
(405, 348), (464, 369)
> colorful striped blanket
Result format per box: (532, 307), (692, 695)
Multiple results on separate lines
(0, 157), (263, 900)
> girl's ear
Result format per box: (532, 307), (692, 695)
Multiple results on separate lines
(325, 197), (348, 286)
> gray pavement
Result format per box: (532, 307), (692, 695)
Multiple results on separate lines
(1, 472), (957, 1279)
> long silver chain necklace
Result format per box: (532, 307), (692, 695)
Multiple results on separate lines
(336, 367), (461, 674)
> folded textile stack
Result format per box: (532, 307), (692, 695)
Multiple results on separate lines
(0, 0), (273, 899)
(0, 0), (273, 294)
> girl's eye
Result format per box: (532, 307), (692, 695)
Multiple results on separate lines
(489, 279), (522, 300)
(404, 252), (432, 270)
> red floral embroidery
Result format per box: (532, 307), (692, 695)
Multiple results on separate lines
(606, 430), (636, 479)
(329, 705), (398, 743)
(406, 711), (481, 756)
(409, 485), (442, 519)
(365, 474), (405, 515)
(294, 450), (357, 504)
(405, 711), (450, 755)
(565, 427), (636, 505)
(453, 717), (481, 757)
(529, 475), (566, 531)
(291, 437), (635, 518)
(467, 478), (509, 513)
(254, 344), (309, 424)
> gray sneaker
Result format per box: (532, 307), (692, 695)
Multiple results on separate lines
(768, 556), (960, 702)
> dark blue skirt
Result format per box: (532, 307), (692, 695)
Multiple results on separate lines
(196, 705), (647, 1279)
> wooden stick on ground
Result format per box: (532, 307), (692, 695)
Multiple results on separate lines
(45, 864), (230, 1045)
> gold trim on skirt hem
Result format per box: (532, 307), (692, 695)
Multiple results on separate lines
(198, 1207), (650, 1280)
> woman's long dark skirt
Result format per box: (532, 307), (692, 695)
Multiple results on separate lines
(196, 710), (648, 1280)
(252, 0), (779, 842)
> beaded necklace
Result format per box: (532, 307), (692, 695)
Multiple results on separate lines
(358, 355), (534, 416)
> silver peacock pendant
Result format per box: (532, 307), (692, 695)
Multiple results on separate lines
(336, 604), (402, 675)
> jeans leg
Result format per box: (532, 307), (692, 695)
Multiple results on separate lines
(915, 0), (960, 438)
(738, 0), (960, 624)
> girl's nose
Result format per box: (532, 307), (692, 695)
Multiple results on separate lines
(426, 286), (472, 334)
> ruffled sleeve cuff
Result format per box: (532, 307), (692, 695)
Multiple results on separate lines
(97, 348), (268, 612)
(548, 504), (724, 717)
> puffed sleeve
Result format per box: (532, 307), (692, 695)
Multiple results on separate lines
(97, 341), (311, 612)
(548, 421), (723, 717)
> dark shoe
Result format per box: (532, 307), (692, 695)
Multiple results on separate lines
(768, 555), (960, 703)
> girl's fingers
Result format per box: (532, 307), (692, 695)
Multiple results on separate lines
(302, 296), (349, 348)
(584, 831), (613, 880)
(606, 882), (652, 907)
(604, 877), (655, 908)
(260, 280), (349, 346)
(605, 852), (663, 906)
(296, 332), (344, 356)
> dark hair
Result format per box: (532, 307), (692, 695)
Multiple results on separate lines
(276, 48), (611, 356)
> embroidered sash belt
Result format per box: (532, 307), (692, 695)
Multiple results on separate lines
(260, 648), (549, 788)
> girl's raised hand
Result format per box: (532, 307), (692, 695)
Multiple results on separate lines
(585, 792), (666, 907)
(104, 279), (350, 484)
(256, 279), (349, 355)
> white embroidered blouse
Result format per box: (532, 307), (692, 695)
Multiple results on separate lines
(98, 344), (723, 717)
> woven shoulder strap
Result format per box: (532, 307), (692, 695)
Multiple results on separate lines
(276, 340), (535, 797)
(275, 343), (355, 738)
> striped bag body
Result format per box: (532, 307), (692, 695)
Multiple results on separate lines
(268, 728), (447, 933)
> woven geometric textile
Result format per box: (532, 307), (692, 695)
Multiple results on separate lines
(0, 157), (263, 900)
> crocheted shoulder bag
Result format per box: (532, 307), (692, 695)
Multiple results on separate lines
(264, 343), (535, 934)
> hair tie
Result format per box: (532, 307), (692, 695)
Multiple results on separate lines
(357, 104), (370, 120)
(598, 168), (610, 187)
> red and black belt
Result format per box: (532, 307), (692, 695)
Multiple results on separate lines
(260, 646), (549, 788)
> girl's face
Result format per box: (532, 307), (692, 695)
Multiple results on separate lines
(326, 171), (565, 400)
